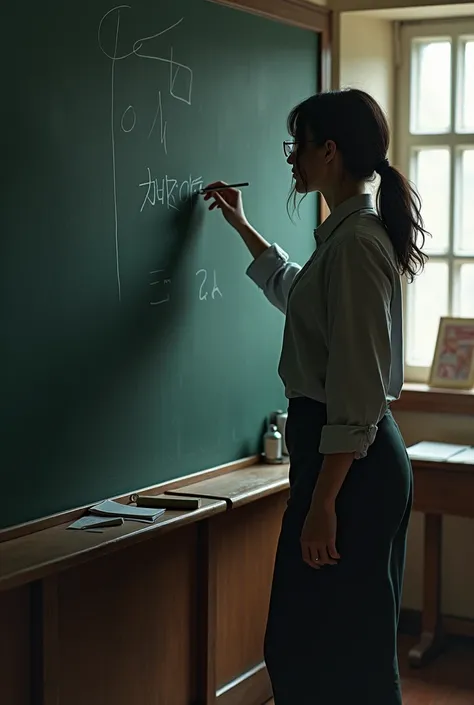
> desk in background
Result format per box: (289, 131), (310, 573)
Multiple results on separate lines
(407, 442), (474, 667)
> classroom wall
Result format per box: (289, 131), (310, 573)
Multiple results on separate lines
(338, 11), (474, 620)
(339, 14), (394, 132)
(338, 14), (394, 195)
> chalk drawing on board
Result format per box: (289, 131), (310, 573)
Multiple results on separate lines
(148, 90), (167, 154)
(149, 269), (171, 306)
(98, 4), (135, 302)
(98, 5), (194, 301)
(121, 105), (137, 133)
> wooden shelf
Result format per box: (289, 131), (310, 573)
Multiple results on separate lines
(0, 461), (289, 592)
(392, 383), (474, 416)
(168, 462), (290, 508)
(0, 498), (226, 592)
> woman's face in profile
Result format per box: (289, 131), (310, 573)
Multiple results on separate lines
(287, 126), (337, 196)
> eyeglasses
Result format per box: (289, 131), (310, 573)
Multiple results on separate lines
(283, 140), (317, 158)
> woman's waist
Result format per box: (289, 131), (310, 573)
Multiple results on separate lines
(286, 396), (397, 459)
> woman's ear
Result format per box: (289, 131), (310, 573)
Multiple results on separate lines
(324, 140), (337, 164)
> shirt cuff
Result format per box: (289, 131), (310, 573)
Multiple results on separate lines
(246, 243), (289, 289)
(319, 424), (378, 459)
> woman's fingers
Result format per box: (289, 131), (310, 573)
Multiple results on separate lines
(318, 545), (337, 566)
(301, 541), (320, 569)
(309, 544), (321, 567)
(328, 539), (340, 560)
(207, 191), (231, 212)
(202, 181), (230, 200)
(301, 541), (338, 569)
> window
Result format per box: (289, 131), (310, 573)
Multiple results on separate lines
(396, 22), (474, 382)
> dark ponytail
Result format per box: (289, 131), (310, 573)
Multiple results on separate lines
(287, 89), (429, 281)
(376, 161), (428, 281)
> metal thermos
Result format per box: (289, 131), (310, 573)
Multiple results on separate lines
(263, 424), (283, 464)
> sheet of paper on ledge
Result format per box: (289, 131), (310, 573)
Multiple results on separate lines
(407, 441), (469, 462)
(67, 515), (124, 531)
(89, 499), (165, 522)
(447, 446), (474, 464)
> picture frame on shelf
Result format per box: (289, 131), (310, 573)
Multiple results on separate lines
(429, 317), (474, 390)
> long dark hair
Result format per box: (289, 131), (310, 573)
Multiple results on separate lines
(287, 89), (429, 281)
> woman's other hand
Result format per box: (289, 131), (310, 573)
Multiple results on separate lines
(300, 499), (340, 569)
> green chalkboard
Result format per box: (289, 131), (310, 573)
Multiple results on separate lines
(0, 0), (318, 528)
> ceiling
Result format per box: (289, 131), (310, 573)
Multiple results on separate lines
(346, 3), (474, 19)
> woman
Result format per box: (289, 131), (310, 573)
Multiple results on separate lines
(203, 88), (427, 705)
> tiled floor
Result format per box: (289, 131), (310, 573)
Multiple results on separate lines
(266, 635), (474, 704)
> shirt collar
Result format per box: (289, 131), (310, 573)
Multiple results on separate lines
(314, 193), (376, 246)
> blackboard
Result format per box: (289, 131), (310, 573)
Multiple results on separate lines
(0, 0), (318, 528)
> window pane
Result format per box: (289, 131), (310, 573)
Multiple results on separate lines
(458, 39), (474, 132)
(411, 148), (450, 253)
(459, 264), (474, 318)
(406, 262), (449, 367)
(411, 40), (451, 134)
(455, 149), (474, 254)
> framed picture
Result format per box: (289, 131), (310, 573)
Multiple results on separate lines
(429, 317), (474, 389)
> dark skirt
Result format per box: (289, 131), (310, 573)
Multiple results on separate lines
(264, 397), (413, 705)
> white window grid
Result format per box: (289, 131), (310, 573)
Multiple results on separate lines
(395, 19), (474, 383)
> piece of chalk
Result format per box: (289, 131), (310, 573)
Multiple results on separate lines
(134, 494), (201, 510)
(199, 182), (249, 194)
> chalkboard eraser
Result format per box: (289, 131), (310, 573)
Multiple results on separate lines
(134, 494), (201, 511)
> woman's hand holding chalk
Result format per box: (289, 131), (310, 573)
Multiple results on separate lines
(202, 180), (248, 230)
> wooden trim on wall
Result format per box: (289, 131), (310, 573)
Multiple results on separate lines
(392, 383), (474, 416)
(211, 0), (329, 33)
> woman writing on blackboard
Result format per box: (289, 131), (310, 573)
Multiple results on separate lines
(203, 88), (426, 705)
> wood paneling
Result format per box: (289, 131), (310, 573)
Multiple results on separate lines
(0, 586), (30, 705)
(55, 525), (199, 705)
(213, 493), (288, 690)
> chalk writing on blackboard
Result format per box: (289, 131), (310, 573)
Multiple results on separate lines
(98, 5), (194, 301)
(148, 91), (167, 152)
(196, 269), (223, 302)
(149, 269), (223, 306)
(120, 105), (137, 133)
(149, 269), (171, 306)
(140, 169), (203, 212)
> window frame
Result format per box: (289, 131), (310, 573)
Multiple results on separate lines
(395, 19), (474, 383)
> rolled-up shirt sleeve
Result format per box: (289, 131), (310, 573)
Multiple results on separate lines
(319, 233), (394, 458)
(246, 244), (301, 314)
